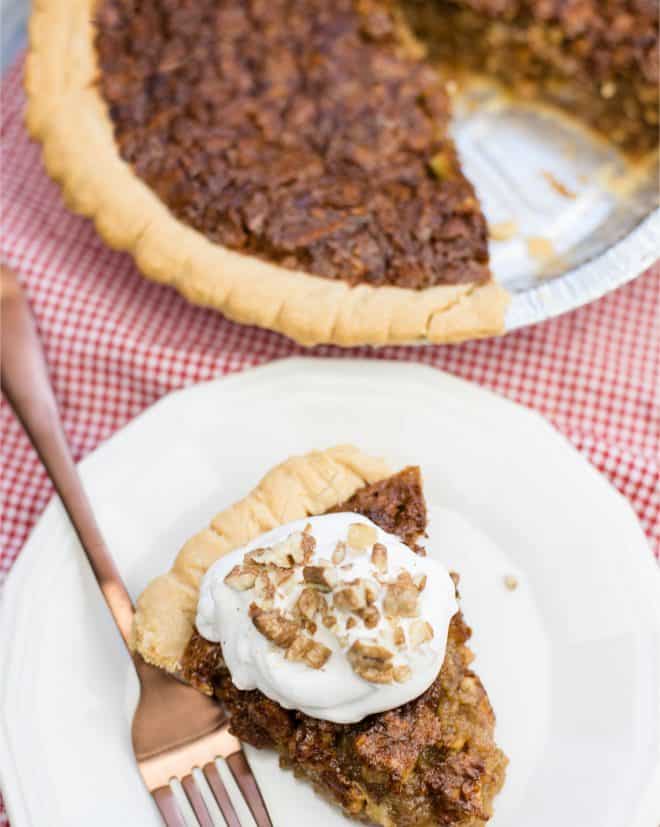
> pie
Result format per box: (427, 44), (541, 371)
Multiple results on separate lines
(131, 446), (507, 825)
(26, 2), (657, 347)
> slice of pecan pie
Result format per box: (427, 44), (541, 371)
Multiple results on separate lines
(131, 447), (507, 825)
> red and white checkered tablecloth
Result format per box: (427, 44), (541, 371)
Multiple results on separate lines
(1, 53), (659, 824)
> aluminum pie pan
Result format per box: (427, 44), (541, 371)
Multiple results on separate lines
(504, 208), (659, 331)
(451, 84), (659, 334)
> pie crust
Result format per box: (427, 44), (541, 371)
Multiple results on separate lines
(25, 0), (509, 347)
(131, 445), (392, 671)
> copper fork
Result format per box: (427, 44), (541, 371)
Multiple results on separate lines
(1, 265), (273, 827)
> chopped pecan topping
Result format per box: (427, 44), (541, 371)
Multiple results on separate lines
(244, 548), (266, 564)
(333, 578), (378, 611)
(383, 578), (419, 618)
(413, 573), (427, 592)
(286, 634), (332, 669)
(254, 571), (276, 608)
(359, 606), (381, 629)
(246, 533), (306, 568)
(323, 614), (337, 629)
(393, 664), (412, 683)
(347, 640), (394, 684)
(364, 580), (379, 604)
(409, 620), (434, 649)
(278, 572), (299, 598)
(347, 522), (378, 549)
(252, 610), (301, 648)
(371, 543), (388, 573)
(332, 541), (347, 565)
(346, 616), (357, 630)
(391, 623), (406, 648)
(271, 567), (295, 587)
(224, 564), (259, 591)
(300, 530), (317, 560)
(297, 587), (326, 620)
(303, 565), (338, 591)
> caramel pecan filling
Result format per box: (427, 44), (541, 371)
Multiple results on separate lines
(94, 0), (490, 289)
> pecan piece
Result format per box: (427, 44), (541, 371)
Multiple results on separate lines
(393, 664), (412, 683)
(303, 565), (338, 591)
(391, 622), (405, 648)
(297, 587), (326, 620)
(409, 620), (434, 648)
(347, 522), (377, 550)
(334, 578), (379, 611)
(270, 567), (295, 587)
(383, 577), (419, 618)
(347, 640), (394, 684)
(270, 533), (307, 566)
(223, 564), (259, 591)
(252, 610), (301, 648)
(254, 571), (275, 608)
(286, 634), (332, 669)
(300, 529), (317, 561)
(371, 543), (388, 573)
(332, 541), (347, 565)
(244, 548), (266, 565)
(359, 606), (381, 629)
(413, 573), (427, 592)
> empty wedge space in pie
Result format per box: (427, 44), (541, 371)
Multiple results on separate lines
(26, 0), (658, 345)
(131, 447), (508, 826)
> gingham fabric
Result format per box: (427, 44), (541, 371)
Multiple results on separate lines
(1, 54), (659, 823)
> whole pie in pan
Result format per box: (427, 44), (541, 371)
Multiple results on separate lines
(131, 446), (508, 826)
(26, 0), (657, 345)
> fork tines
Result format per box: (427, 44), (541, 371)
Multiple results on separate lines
(145, 726), (272, 827)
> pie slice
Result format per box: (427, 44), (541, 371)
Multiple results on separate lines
(131, 446), (507, 826)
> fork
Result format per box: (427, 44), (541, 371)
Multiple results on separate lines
(1, 265), (273, 827)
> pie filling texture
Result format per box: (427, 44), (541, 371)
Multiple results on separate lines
(404, 0), (659, 158)
(181, 468), (508, 827)
(94, 0), (657, 292)
(95, 0), (490, 290)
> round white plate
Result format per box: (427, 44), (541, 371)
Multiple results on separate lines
(1, 358), (659, 827)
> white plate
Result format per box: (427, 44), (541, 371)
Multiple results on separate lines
(1, 358), (659, 827)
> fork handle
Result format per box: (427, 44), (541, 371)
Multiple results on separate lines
(1, 265), (134, 645)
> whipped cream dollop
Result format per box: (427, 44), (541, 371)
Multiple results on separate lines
(197, 513), (458, 723)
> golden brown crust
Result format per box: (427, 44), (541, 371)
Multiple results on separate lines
(25, 0), (509, 347)
(130, 446), (392, 671)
